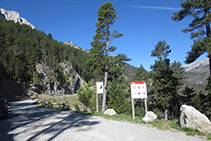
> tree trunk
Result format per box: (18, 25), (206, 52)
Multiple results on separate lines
(164, 109), (168, 121)
(102, 25), (109, 112)
(102, 67), (108, 112)
(205, 8), (211, 76)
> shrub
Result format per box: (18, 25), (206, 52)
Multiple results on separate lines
(77, 81), (95, 111)
(107, 80), (131, 115)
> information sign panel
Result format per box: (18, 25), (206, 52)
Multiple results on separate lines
(131, 82), (147, 99)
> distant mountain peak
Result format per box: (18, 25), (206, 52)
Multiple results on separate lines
(0, 8), (35, 29)
(183, 58), (209, 72)
(183, 58), (210, 87)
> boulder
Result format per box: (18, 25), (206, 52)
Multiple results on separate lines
(180, 105), (211, 133)
(142, 111), (157, 122)
(104, 109), (116, 116)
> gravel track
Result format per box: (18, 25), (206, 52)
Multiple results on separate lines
(0, 100), (206, 141)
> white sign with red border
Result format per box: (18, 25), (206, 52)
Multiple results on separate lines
(131, 82), (147, 99)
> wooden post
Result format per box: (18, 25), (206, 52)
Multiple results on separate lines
(96, 83), (99, 112)
(144, 98), (147, 113)
(132, 98), (135, 119)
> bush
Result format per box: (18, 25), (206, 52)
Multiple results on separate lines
(77, 81), (95, 111)
(107, 80), (131, 115)
(135, 105), (145, 117)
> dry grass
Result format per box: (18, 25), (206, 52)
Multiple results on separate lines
(35, 94), (88, 111)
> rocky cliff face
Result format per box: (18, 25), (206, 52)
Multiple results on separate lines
(31, 62), (86, 96)
(0, 8), (35, 29)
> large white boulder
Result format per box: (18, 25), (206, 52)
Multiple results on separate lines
(142, 111), (157, 122)
(180, 105), (211, 133)
(104, 109), (116, 116)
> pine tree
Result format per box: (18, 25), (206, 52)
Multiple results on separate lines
(107, 79), (130, 114)
(150, 40), (184, 120)
(87, 1), (123, 112)
(134, 64), (148, 82)
(172, 0), (211, 76)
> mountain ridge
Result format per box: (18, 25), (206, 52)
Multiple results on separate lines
(182, 58), (209, 92)
(0, 8), (35, 29)
(183, 58), (209, 72)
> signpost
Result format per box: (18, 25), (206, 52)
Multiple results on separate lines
(131, 82), (147, 119)
(96, 82), (103, 112)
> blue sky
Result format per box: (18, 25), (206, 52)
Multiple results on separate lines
(1, 0), (208, 71)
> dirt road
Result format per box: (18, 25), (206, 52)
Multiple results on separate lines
(0, 100), (205, 141)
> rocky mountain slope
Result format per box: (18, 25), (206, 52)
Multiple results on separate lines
(183, 58), (209, 86)
(0, 8), (35, 29)
(28, 62), (86, 97)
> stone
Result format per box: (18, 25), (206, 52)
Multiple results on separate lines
(142, 111), (157, 122)
(104, 109), (116, 116)
(180, 105), (211, 133)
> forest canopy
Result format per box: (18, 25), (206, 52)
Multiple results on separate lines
(0, 18), (92, 83)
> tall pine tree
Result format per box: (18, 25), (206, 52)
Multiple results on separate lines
(150, 40), (184, 120)
(87, 1), (123, 112)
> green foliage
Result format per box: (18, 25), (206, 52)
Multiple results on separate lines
(151, 40), (171, 61)
(203, 76), (211, 117)
(134, 65), (148, 82)
(0, 18), (92, 84)
(87, 1), (124, 81)
(107, 79), (131, 114)
(77, 82), (95, 111)
(134, 100), (145, 117)
(54, 66), (66, 87)
(150, 40), (184, 119)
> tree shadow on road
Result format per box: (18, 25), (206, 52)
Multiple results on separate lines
(1, 100), (100, 141)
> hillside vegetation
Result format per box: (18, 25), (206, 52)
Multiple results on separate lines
(0, 18), (93, 83)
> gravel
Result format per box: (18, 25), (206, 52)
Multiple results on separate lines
(0, 100), (207, 141)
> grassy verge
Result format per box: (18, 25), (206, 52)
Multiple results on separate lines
(34, 94), (210, 140)
(91, 112), (210, 140)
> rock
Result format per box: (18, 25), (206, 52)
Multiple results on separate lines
(34, 62), (86, 95)
(0, 8), (35, 29)
(104, 109), (116, 116)
(142, 111), (157, 122)
(180, 105), (211, 133)
(59, 62), (86, 93)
